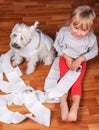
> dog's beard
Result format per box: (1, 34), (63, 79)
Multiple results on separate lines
(10, 39), (26, 50)
(10, 37), (32, 50)
(11, 43), (21, 49)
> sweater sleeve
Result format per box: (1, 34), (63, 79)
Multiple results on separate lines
(83, 34), (98, 61)
(54, 27), (66, 56)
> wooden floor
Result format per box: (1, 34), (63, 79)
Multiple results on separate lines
(0, 0), (99, 130)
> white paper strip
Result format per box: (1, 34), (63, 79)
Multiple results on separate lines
(44, 57), (81, 99)
(0, 50), (81, 127)
(44, 57), (60, 92)
(0, 49), (51, 127)
(47, 69), (81, 99)
(0, 59), (3, 81)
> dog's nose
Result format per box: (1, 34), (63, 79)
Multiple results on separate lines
(12, 43), (20, 49)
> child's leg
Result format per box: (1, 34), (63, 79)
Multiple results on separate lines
(67, 61), (86, 122)
(59, 56), (70, 121)
(67, 95), (81, 122)
(59, 57), (86, 122)
(71, 61), (86, 96)
(60, 93), (69, 121)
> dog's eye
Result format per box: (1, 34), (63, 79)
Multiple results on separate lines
(12, 34), (17, 38)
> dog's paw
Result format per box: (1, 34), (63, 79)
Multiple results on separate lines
(44, 60), (53, 65)
(12, 60), (19, 67)
(12, 58), (25, 67)
(43, 56), (54, 65)
(25, 67), (35, 74)
(44, 62), (52, 65)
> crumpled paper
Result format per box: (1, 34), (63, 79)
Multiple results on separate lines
(0, 49), (81, 126)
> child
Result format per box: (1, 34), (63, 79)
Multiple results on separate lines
(54, 5), (98, 122)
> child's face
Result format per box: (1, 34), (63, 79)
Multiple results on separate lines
(70, 23), (90, 39)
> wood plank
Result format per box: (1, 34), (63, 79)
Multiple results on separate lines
(0, 0), (99, 130)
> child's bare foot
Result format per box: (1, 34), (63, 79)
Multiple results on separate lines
(67, 95), (80, 122)
(67, 107), (78, 122)
(60, 100), (69, 121)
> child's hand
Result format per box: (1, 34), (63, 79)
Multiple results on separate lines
(63, 54), (74, 69)
(71, 56), (85, 71)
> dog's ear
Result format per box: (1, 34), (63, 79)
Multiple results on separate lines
(34, 21), (39, 28)
(12, 23), (20, 30)
(30, 21), (39, 32)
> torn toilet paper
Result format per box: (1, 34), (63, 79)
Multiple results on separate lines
(0, 49), (81, 126)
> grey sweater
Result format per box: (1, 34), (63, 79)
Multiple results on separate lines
(54, 26), (98, 61)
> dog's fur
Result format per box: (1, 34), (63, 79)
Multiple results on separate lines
(10, 22), (55, 74)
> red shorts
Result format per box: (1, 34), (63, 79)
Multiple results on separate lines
(59, 56), (86, 96)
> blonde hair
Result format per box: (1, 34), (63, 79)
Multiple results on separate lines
(67, 5), (96, 30)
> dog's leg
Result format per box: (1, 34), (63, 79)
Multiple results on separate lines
(26, 55), (38, 74)
(43, 50), (55, 65)
(13, 52), (24, 67)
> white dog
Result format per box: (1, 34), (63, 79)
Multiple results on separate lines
(10, 21), (55, 74)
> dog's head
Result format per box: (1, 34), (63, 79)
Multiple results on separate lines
(10, 21), (39, 50)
